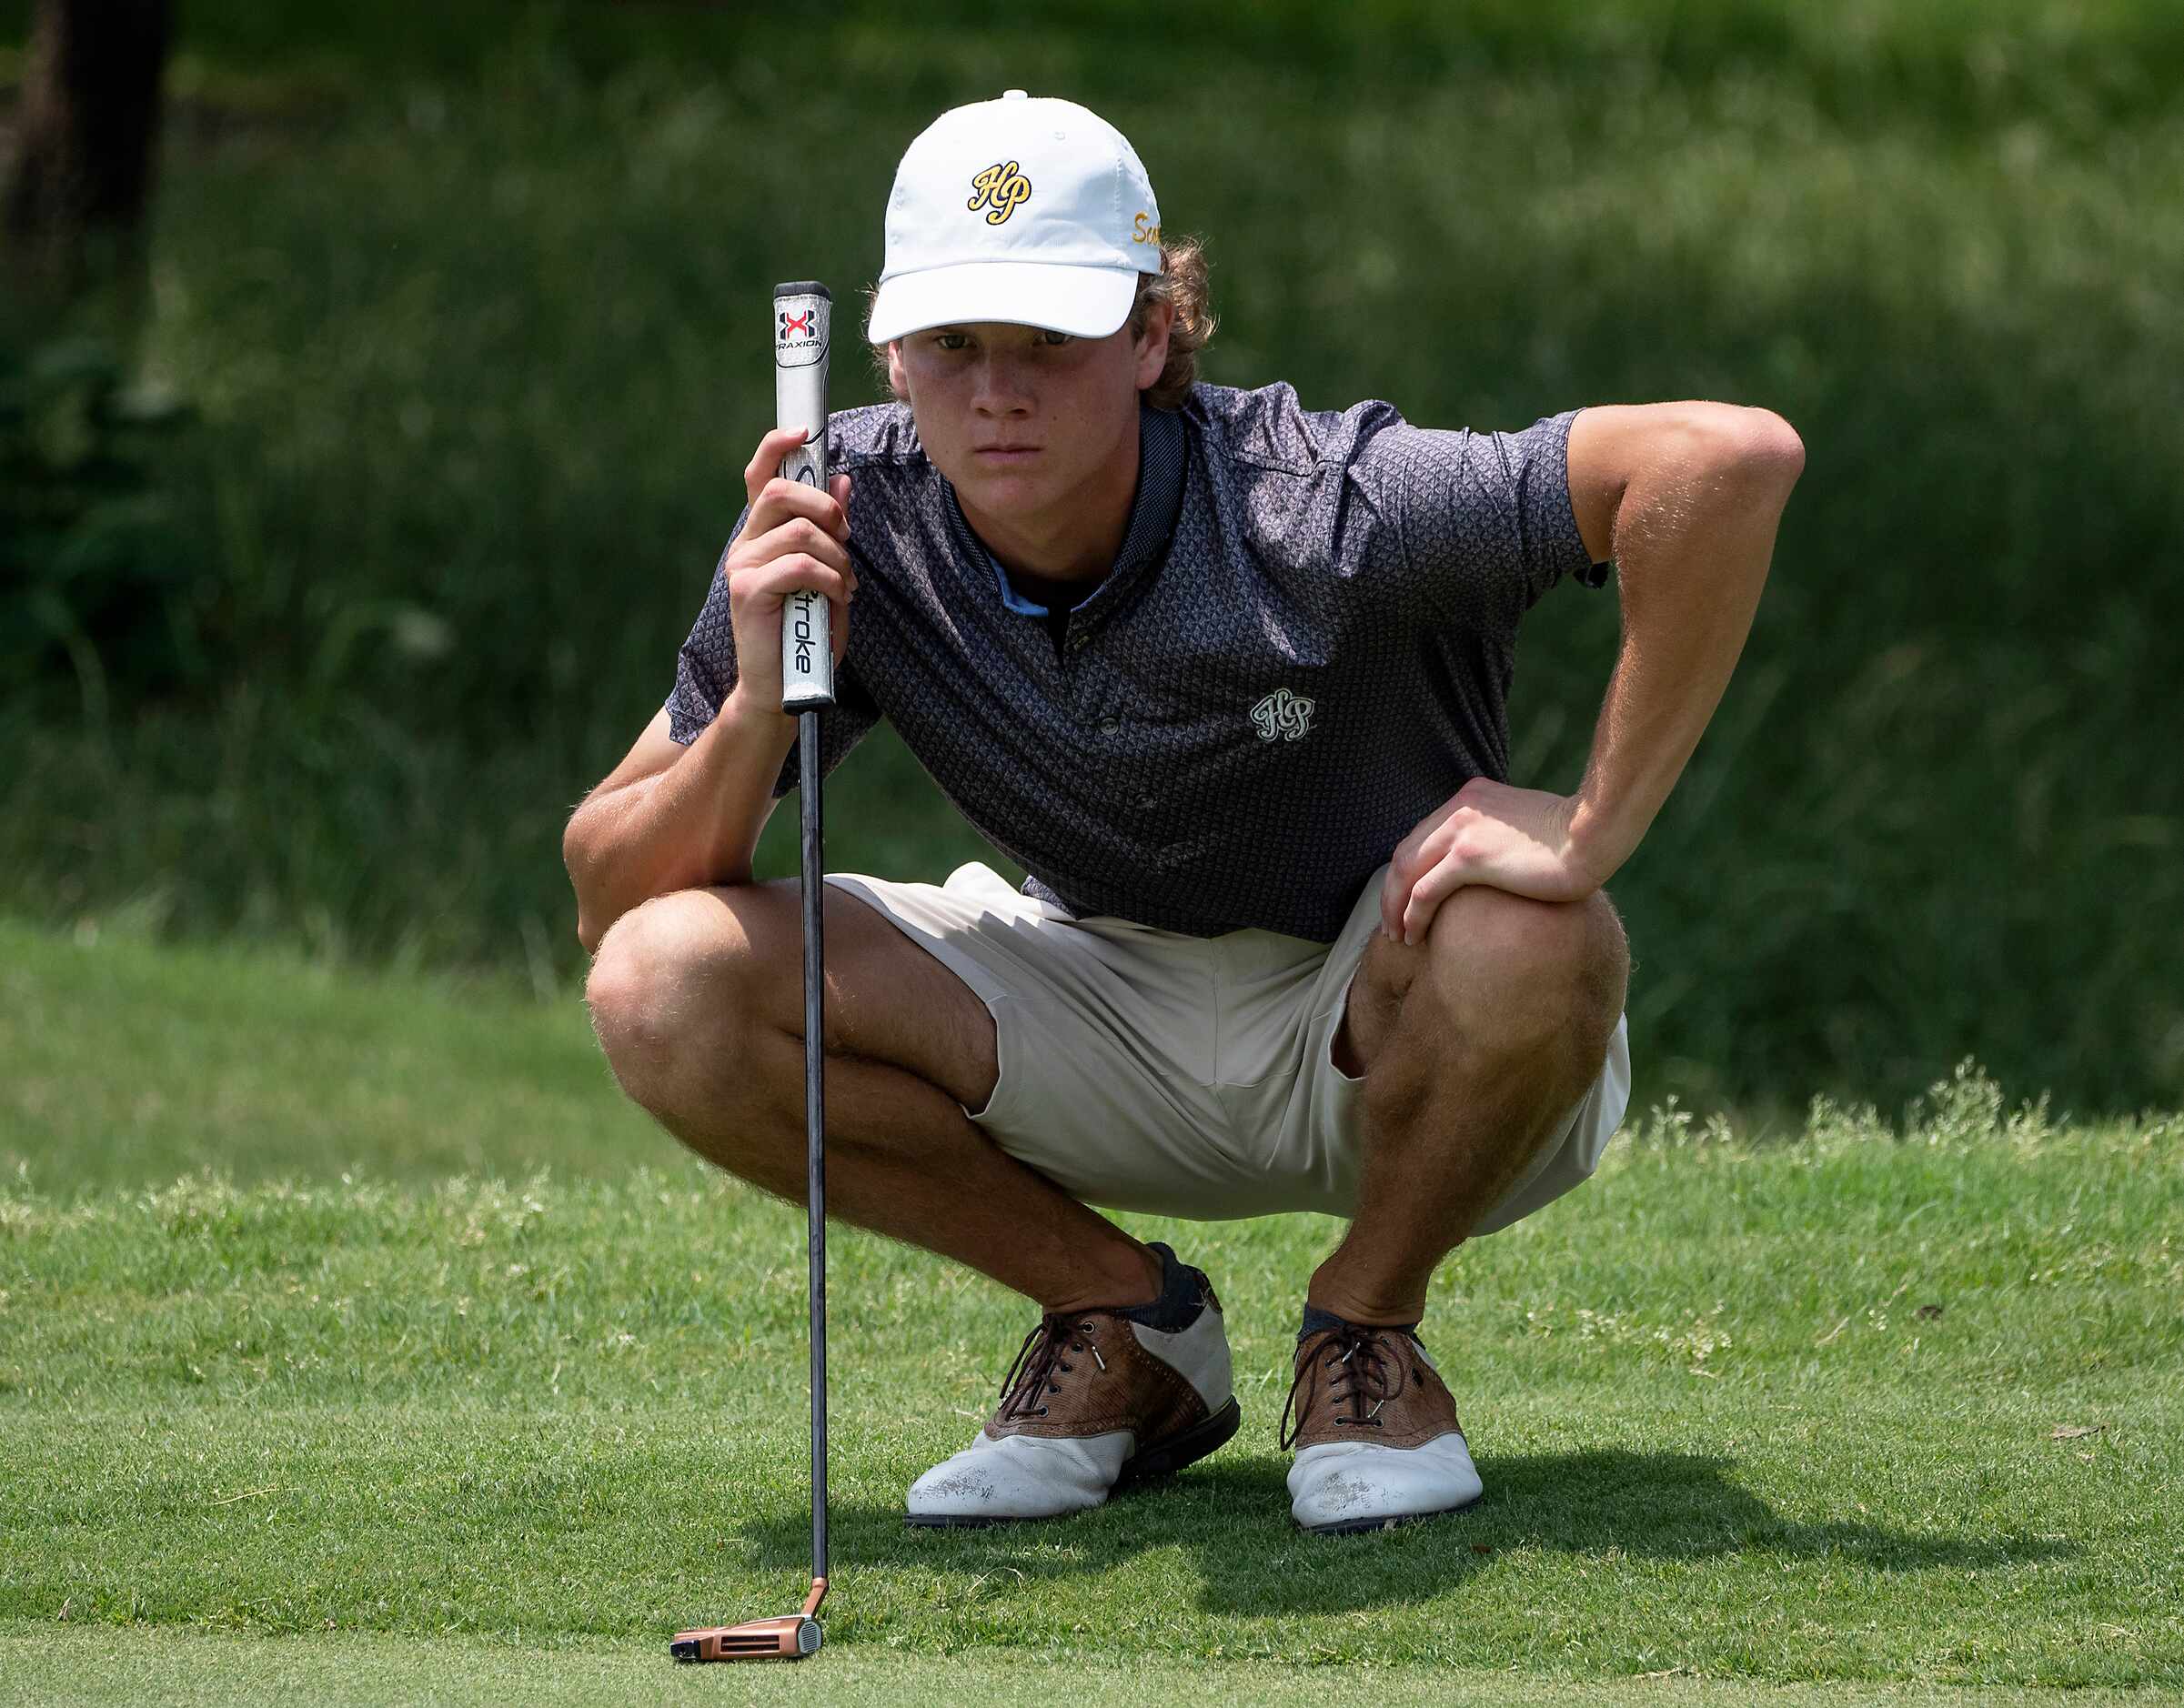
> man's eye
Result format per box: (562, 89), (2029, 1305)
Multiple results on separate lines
(934, 333), (970, 351)
(1036, 330), (1074, 347)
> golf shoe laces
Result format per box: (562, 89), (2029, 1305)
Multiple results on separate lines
(1279, 1322), (1408, 1449)
(998, 1314), (1108, 1422)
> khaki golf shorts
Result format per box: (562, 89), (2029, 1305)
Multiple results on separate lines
(828, 862), (1631, 1229)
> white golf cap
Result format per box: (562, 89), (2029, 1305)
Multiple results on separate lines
(867, 90), (1163, 344)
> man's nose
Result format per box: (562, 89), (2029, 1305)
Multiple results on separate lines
(971, 353), (1032, 416)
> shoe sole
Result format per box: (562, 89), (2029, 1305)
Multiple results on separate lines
(1298, 1486), (1485, 1537)
(904, 1395), (1243, 1530)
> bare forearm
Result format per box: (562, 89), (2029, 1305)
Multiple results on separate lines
(565, 690), (796, 952)
(1569, 411), (1802, 878)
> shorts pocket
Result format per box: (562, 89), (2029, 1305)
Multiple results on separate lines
(961, 994), (1021, 1128)
(1319, 1003), (1365, 1090)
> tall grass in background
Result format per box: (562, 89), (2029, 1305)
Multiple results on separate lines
(1, 4), (2179, 1120)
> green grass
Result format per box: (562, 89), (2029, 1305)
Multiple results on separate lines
(2, 917), (2180, 1701)
(5, 1631), (2165, 1708)
(0, 916), (659, 1188)
(0, 1632), (2167, 1708)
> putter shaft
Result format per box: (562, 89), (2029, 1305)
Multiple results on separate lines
(666, 723), (830, 1668)
(800, 709), (829, 1592)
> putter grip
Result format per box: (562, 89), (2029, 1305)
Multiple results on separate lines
(774, 282), (835, 711)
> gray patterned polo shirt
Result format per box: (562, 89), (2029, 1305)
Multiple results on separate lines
(667, 382), (1607, 943)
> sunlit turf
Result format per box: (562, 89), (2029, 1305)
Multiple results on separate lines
(0, 1630), (2168, 1708)
(0, 915), (650, 1190)
(2, 918), (2179, 1697)
(2, 1629), (2165, 1708)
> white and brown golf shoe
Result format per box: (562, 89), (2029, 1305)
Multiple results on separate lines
(1281, 1310), (1484, 1534)
(905, 1244), (1240, 1527)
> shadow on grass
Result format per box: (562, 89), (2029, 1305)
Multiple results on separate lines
(749, 1448), (2074, 1619)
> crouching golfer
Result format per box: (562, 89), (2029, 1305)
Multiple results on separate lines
(566, 92), (1801, 1533)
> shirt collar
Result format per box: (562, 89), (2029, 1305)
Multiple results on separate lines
(943, 403), (1187, 618)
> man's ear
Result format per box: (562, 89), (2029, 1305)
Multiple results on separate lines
(1132, 299), (1174, 393)
(884, 339), (910, 402)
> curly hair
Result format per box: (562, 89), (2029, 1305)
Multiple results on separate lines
(1131, 235), (1215, 411)
(868, 235), (1215, 410)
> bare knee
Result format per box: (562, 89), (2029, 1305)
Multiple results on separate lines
(1412, 886), (1628, 1066)
(584, 885), (790, 1110)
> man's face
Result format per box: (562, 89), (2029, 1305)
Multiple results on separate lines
(886, 310), (1171, 524)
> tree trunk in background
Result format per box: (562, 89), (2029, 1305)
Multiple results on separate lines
(4, 0), (173, 301)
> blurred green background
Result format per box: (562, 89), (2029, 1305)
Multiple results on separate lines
(4, 1), (2179, 1123)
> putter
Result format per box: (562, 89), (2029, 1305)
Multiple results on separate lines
(671, 283), (836, 1664)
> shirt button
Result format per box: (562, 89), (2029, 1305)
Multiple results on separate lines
(1100, 718), (1120, 736)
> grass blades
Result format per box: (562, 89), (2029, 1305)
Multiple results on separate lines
(2, 1626), (2164, 1708)
(2, 920), (2179, 1688)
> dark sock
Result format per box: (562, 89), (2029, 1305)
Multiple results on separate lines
(1299, 1303), (1423, 1346)
(1118, 1241), (1207, 1333)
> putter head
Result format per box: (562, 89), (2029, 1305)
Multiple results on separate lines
(669, 1614), (821, 1663)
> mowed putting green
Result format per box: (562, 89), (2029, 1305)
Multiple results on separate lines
(2, 919), (2180, 1703)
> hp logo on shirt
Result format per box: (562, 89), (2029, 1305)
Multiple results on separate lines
(1251, 688), (1314, 742)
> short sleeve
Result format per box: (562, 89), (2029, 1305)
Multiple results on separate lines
(1356, 407), (1605, 634)
(663, 512), (883, 799)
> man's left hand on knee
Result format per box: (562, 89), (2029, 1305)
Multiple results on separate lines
(1381, 779), (1611, 947)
